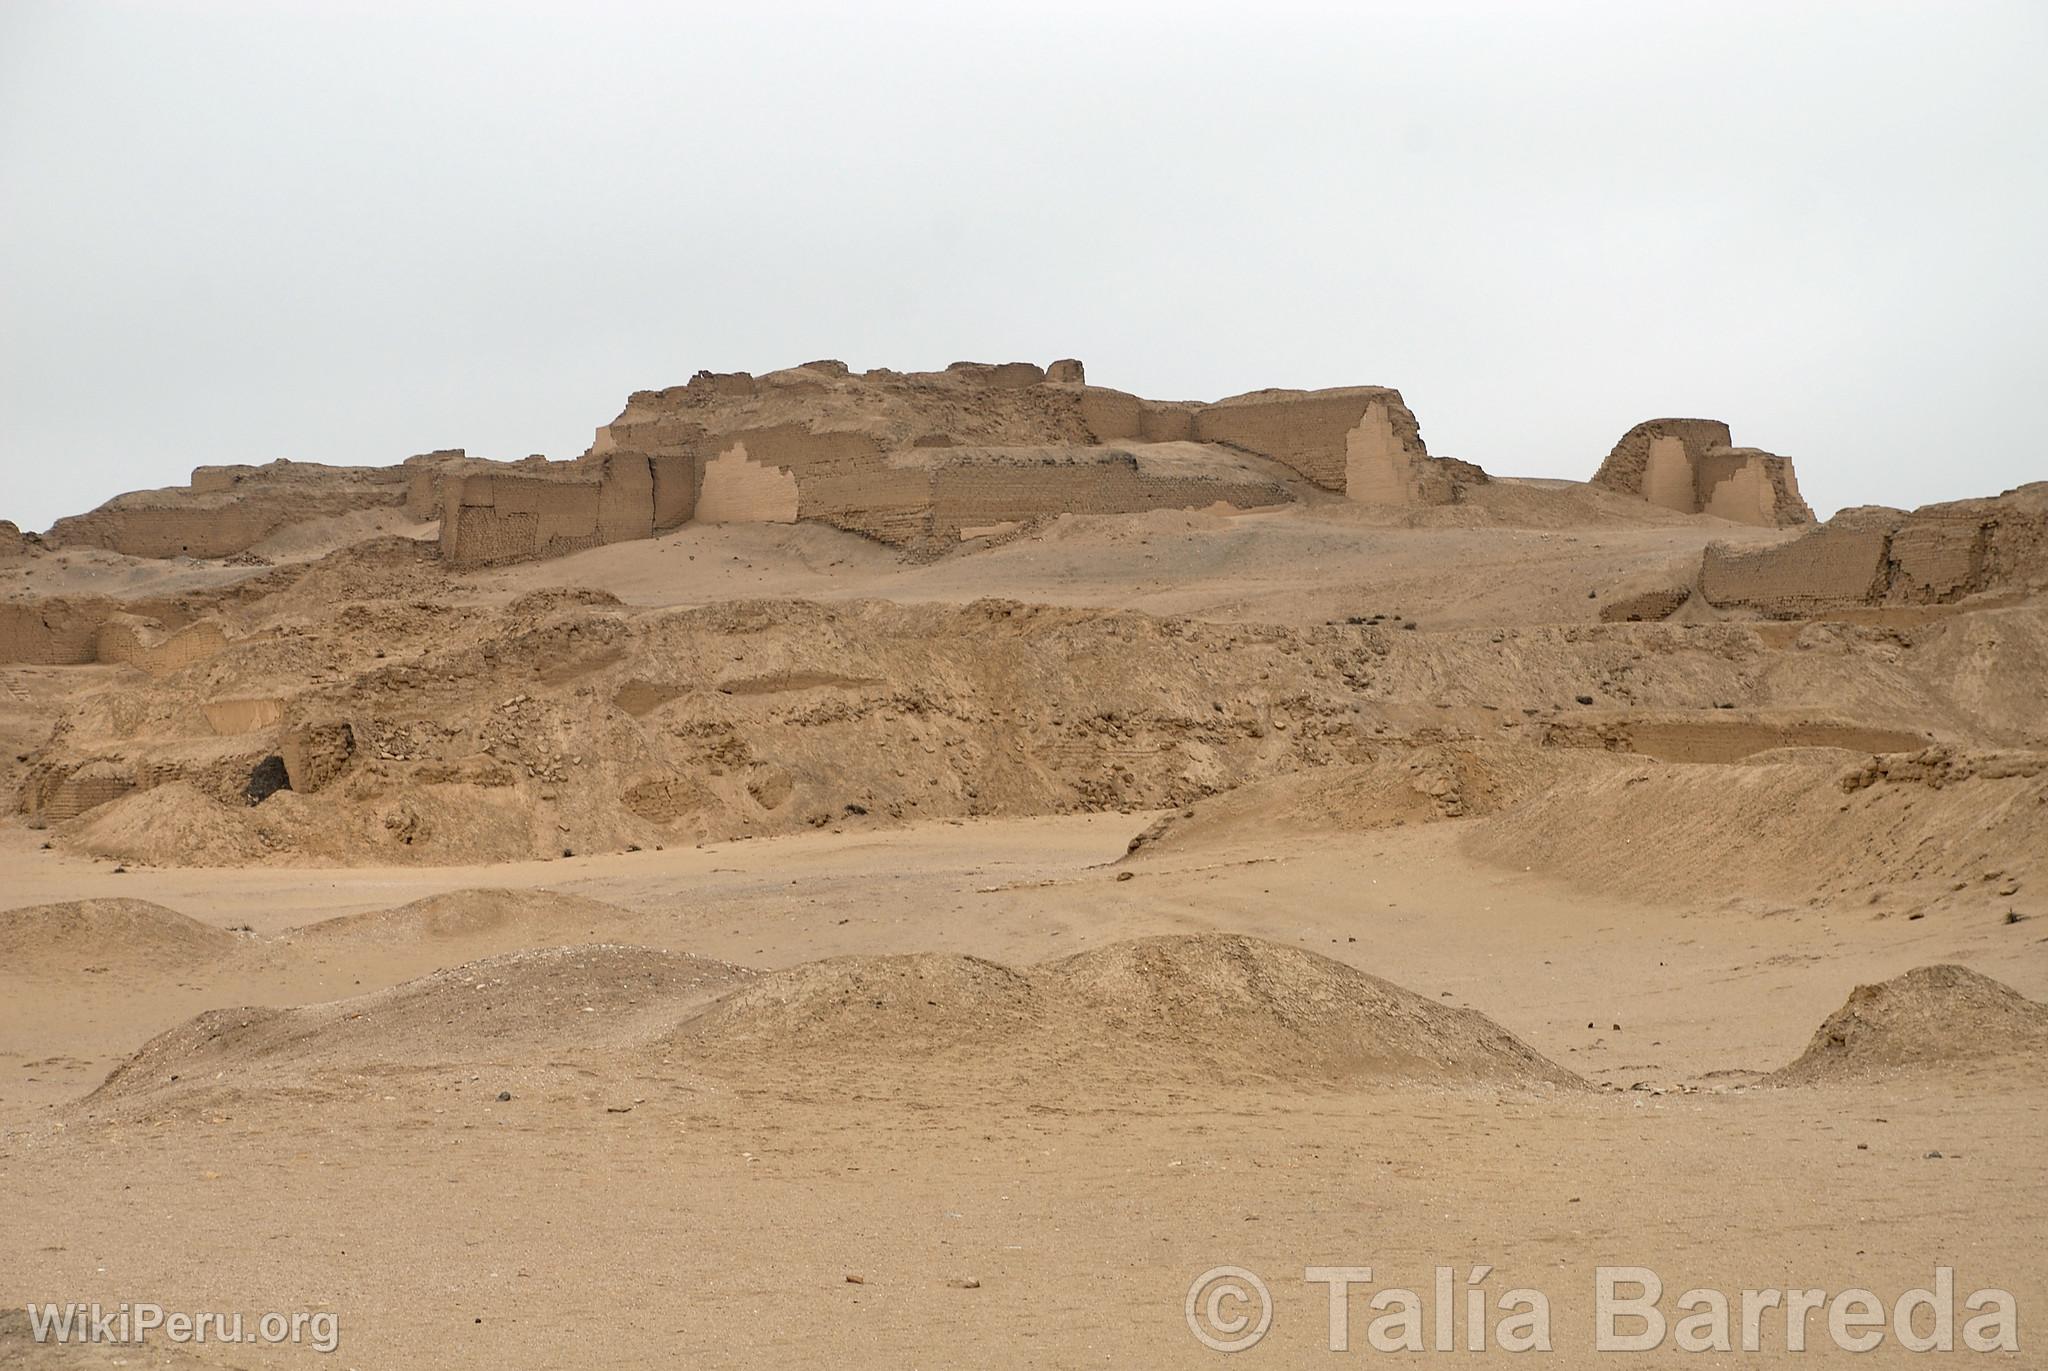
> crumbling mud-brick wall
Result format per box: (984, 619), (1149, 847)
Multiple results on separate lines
(1192, 387), (1417, 492)
(436, 361), (1483, 566)
(0, 598), (116, 665)
(95, 615), (231, 676)
(439, 453), (691, 569)
(0, 597), (234, 669)
(1593, 419), (1813, 528)
(281, 721), (355, 793)
(921, 445), (1293, 542)
(1599, 587), (1693, 623)
(49, 460), (413, 558)
(21, 759), (137, 825)
(1700, 526), (1891, 617)
(1697, 483), (2048, 615)
(1184, 387), (1483, 507)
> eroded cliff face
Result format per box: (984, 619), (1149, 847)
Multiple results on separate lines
(1592, 418), (1814, 528)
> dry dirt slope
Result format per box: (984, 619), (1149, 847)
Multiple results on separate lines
(21, 592), (2048, 867)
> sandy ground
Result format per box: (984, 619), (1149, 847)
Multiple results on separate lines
(4, 811), (2043, 1367)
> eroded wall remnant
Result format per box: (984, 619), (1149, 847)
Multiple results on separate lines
(47, 460), (432, 559)
(1699, 484), (2048, 617)
(0, 597), (235, 669)
(1592, 419), (1814, 528)
(438, 361), (1490, 567)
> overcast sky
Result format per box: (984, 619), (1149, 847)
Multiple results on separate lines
(3, 1), (2044, 532)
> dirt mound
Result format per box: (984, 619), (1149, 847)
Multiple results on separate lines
(288, 887), (653, 950)
(675, 952), (1047, 1057)
(677, 934), (1580, 1090)
(57, 782), (275, 865)
(84, 935), (1574, 1112)
(0, 898), (238, 976)
(1774, 965), (2048, 1083)
(1041, 934), (1579, 1086)
(84, 944), (756, 1115)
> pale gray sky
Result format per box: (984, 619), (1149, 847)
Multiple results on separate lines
(3, 1), (2044, 532)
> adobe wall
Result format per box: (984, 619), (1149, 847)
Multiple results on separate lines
(922, 445), (1293, 542)
(23, 759), (137, 825)
(51, 503), (301, 559)
(282, 721), (356, 794)
(1886, 486), (2048, 603)
(1697, 484), (2048, 616)
(1077, 389), (1199, 445)
(0, 598), (108, 665)
(50, 460), (412, 558)
(401, 450), (473, 519)
(1192, 387), (1419, 493)
(437, 361), (1480, 564)
(1593, 419), (1814, 527)
(1593, 419), (1731, 512)
(0, 596), (234, 670)
(1699, 528), (1890, 617)
(96, 615), (232, 676)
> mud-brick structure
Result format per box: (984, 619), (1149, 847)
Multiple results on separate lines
(437, 359), (1489, 567)
(1699, 484), (2048, 616)
(1592, 419), (1814, 528)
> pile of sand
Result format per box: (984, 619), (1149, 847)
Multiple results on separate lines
(674, 933), (1581, 1090)
(85, 934), (1577, 1116)
(57, 782), (276, 865)
(0, 897), (239, 977)
(84, 944), (756, 1116)
(673, 952), (1049, 1058)
(1773, 965), (2048, 1083)
(1040, 934), (1578, 1086)
(286, 887), (657, 953)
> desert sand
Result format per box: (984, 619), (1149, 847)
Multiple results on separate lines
(3, 364), (2045, 1366)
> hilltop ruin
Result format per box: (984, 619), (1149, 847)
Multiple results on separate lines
(1592, 418), (1814, 527)
(437, 359), (1489, 567)
(33, 361), (1493, 569)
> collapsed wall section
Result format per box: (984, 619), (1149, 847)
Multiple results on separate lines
(49, 460), (413, 558)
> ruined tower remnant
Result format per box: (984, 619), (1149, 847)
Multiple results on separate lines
(1591, 419), (1814, 527)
